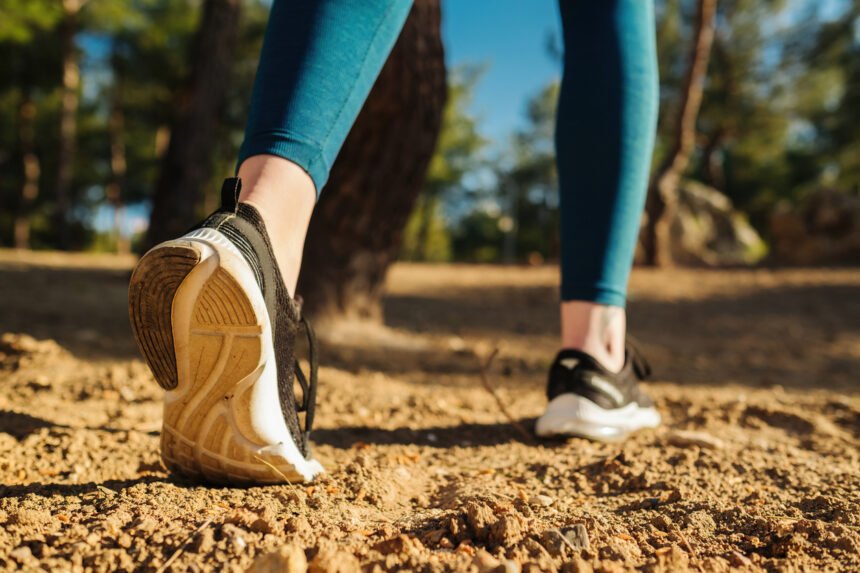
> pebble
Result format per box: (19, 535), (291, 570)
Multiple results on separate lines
(667, 429), (725, 450)
(562, 524), (590, 551)
(528, 495), (554, 507)
(472, 549), (501, 572)
(248, 544), (307, 573)
(10, 546), (33, 564)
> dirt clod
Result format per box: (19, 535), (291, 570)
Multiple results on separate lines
(248, 544), (307, 573)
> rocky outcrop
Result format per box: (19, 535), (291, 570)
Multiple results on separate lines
(770, 188), (860, 264)
(645, 180), (767, 266)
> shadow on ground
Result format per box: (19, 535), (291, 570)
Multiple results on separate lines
(1, 255), (857, 391)
(312, 420), (542, 449)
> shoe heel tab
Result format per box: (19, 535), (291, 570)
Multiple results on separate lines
(221, 177), (242, 213)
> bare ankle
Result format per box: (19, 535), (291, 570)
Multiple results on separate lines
(560, 301), (626, 372)
(237, 155), (316, 295)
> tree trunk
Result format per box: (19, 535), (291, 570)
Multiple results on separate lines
(145, 0), (241, 249)
(297, 0), (446, 323)
(107, 69), (129, 254)
(55, 0), (84, 250)
(641, 0), (718, 266)
(14, 91), (39, 250)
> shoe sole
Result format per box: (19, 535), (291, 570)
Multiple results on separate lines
(534, 394), (661, 442)
(129, 229), (323, 484)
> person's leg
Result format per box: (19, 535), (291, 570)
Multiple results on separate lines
(237, 0), (413, 295)
(555, 0), (658, 372)
(535, 0), (659, 441)
(129, 0), (412, 484)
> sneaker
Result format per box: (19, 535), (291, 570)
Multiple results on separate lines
(128, 177), (323, 483)
(534, 340), (661, 441)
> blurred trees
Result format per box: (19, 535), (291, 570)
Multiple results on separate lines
(145, 0), (241, 248)
(642, 0), (717, 266)
(426, 0), (860, 266)
(401, 65), (487, 262)
(0, 0), (858, 268)
(0, 0), (264, 251)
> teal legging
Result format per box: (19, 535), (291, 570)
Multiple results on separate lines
(238, 0), (658, 308)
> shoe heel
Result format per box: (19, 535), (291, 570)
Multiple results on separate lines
(129, 234), (323, 484)
(128, 241), (202, 391)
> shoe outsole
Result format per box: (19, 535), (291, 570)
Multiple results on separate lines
(535, 394), (661, 442)
(128, 244), (200, 391)
(129, 235), (323, 484)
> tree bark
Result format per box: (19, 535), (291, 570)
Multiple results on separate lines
(55, 0), (84, 250)
(145, 0), (241, 249)
(641, 0), (718, 266)
(14, 91), (39, 250)
(297, 0), (447, 323)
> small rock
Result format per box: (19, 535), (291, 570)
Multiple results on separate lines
(285, 516), (313, 539)
(667, 429), (725, 450)
(563, 524), (590, 551)
(464, 501), (495, 541)
(247, 543), (307, 573)
(373, 534), (424, 556)
(132, 516), (158, 534)
(472, 549), (501, 572)
(10, 546), (34, 564)
(489, 514), (525, 546)
(538, 530), (568, 558)
(528, 495), (554, 507)
(308, 545), (360, 573)
(223, 524), (247, 552)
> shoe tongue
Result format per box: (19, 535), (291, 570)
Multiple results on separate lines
(220, 177), (242, 212)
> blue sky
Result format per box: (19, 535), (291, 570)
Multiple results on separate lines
(441, 0), (562, 142)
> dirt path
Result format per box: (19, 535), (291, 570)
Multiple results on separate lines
(1, 250), (859, 572)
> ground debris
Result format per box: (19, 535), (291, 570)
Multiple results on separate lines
(666, 429), (725, 450)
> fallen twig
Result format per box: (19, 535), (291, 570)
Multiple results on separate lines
(156, 518), (213, 573)
(253, 454), (294, 485)
(674, 527), (695, 555)
(477, 348), (537, 445)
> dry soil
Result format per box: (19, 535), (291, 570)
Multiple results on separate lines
(0, 250), (858, 572)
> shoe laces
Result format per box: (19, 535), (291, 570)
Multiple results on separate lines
(293, 314), (318, 446)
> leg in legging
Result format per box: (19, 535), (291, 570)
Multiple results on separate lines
(236, 0), (412, 294)
(555, 0), (659, 370)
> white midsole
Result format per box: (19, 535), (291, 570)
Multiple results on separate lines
(168, 227), (323, 481)
(535, 393), (661, 440)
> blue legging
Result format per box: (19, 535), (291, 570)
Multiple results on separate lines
(239, 0), (658, 308)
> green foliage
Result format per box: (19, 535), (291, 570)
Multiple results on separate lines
(493, 82), (560, 263)
(0, 0), (63, 43)
(402, 65), (487, 261)
(0, 0), (858, 256)
(401, 196), (452, 262)
(0, 0), (269, 250)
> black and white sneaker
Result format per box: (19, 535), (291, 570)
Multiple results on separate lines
(128, 177), (323, 484)
(535, 341), (661, 441)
